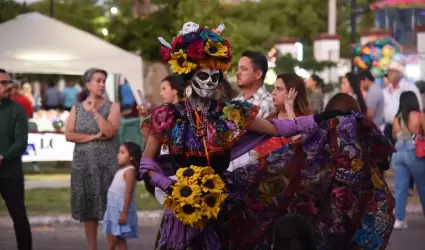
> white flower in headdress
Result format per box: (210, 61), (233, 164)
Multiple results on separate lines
(181, 22), (200, 35)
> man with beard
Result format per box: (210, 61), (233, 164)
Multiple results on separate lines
(0, 69), (32, 250)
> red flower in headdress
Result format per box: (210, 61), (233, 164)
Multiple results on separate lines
(186, 39), (205, 60)
(172, 35), (184, 51)
(160, 46), (171, 63)
(223, 40), (232, 62)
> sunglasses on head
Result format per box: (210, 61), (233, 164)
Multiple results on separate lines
(0, 80), (14, 85)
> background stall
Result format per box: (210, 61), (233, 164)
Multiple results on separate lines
(0, 12), (144, 163)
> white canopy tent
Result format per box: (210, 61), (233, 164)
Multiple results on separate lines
(0, 12), (144, 102)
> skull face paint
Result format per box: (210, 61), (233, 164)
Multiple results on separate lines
(191, 68), (220, 98)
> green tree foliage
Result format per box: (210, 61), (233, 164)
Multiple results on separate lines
(0, 0), (377, 64)
(31, 0), (106, 35)
(275, 53), (336, 75)
(0, 0), (32, 23)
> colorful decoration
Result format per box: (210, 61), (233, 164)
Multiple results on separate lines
(158, 23), (232, 78)
(352, 36), (402, 87)
(164, 165), (228, 228)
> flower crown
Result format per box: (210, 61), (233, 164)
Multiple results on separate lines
(158, 22), (232, 77)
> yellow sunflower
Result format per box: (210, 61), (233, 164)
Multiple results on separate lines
(351, 158), (363, 172)
(172, 183), (202, 206)
(201, 192), (228, 219)
(201, 166), (214, 176)
(176, 165), (203, 184)
(164, 195), (174, 209)
(173, 203), (204, 228)
(168, 49), (198, 75)
(201, 174), (226, 193)
(204, 40), (228, 57)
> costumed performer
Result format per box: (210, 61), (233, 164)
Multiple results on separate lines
(226, 93), (395, 249)
(140, 21), (348, 249)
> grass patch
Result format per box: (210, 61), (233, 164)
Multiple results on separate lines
(25, 174), (70, 181)
(0, 185), (161, 216)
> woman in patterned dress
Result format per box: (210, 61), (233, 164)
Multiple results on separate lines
(226, 93), (395, 249)
(65, 68), (121, 250)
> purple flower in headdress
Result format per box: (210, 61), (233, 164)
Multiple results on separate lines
(337, 115), (357, 144)
(183, 31), (201, 45)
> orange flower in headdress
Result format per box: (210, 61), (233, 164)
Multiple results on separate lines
(199, 58), (231, 72)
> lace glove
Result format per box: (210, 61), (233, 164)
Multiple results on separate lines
(313, 110), (352, 124)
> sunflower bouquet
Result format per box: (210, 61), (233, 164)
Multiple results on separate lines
(164, 165), (228, 228)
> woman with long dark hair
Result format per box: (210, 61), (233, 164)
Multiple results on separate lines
(227, 93), (395, 249)
(340, 72), (367, 113)
(254, 72), (311, 159)
(391, 91), (425, 230)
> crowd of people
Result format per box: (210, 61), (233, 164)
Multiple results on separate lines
(0, 21), (424, 250)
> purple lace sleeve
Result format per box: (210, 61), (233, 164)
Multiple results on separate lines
(268, 115), (317, 138)
(139, 157), (163, 178)
(230, 132), (271, 160)
(140, 157), (174, 191)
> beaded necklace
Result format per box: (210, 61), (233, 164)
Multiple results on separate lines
(176, 100), (210, 138)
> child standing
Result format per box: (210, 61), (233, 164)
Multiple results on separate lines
(103, 141), (141, 250)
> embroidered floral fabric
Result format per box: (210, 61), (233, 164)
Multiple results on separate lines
(224, 113), (395, 249)
(141, 100), (259, 159)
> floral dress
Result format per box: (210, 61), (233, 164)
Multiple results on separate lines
(142, 100), (259, 249)
(224, 113), (395, 250)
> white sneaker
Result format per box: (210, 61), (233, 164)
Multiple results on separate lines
(394, 220), (408, 230)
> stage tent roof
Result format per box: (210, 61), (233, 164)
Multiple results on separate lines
(0, 12), (143, 99)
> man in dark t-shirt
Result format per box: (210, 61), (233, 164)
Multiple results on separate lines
(0, 69), (32, 250)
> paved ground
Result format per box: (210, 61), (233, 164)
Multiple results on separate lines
(0, 224), (156, 250)
(1, 214), (425, 250)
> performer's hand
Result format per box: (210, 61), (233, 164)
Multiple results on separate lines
(118, 212), (127, 225)
(313, 110), (352, 124)
(284, 88), (298, 113)
(0, 155), (3, 167)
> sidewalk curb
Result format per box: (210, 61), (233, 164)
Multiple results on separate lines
(0, 210), (163, 227)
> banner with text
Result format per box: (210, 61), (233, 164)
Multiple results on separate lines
(23, 133), (74, 162)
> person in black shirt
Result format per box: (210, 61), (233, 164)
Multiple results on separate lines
(0, 69), (32, 250)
